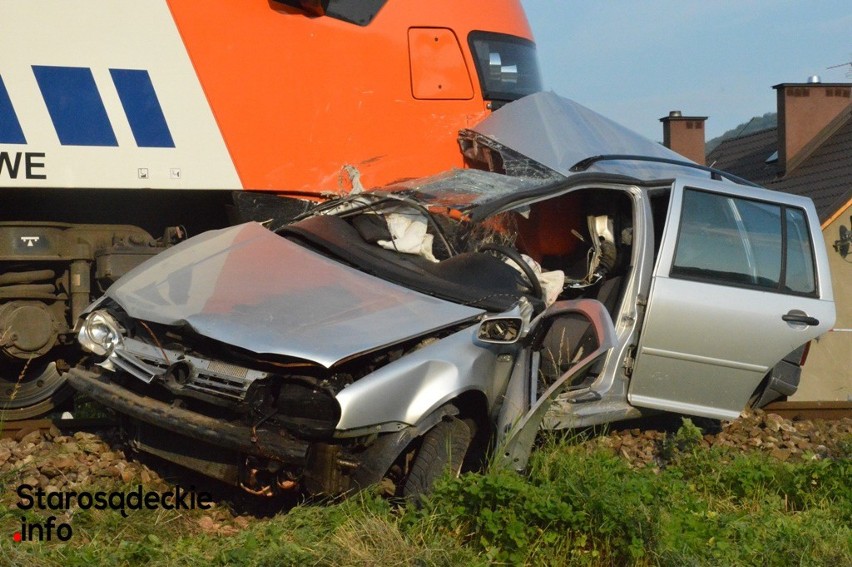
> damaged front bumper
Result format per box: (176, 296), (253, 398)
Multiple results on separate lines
(66, 367), (314, 488)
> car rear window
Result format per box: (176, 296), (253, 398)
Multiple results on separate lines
(671, 189), (816, 295)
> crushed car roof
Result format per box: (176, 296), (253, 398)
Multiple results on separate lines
(367, 92), (732, 219)
(469, 91), (694, 180)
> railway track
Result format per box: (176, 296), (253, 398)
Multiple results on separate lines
(0, 417), (115, 440)
(2, 401), (850, 441)
(762, 400), (852, 421)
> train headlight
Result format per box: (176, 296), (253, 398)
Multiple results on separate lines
(78, 310), (123, 357)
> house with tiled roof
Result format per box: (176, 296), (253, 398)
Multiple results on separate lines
(707, 128), (778, 185)
(661, 80), (851, 402)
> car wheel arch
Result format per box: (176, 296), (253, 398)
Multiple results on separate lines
(349, 393), (487, 495)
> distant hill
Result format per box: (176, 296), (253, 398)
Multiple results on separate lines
(706, 112), (777, 153)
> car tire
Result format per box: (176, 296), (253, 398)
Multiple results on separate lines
(403, 417), (472, 500)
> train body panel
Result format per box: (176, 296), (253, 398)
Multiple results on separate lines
(1, 0), (538, 192)
(0, 0), (240, 189)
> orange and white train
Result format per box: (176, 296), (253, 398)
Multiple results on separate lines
(0, 0), (542, 419)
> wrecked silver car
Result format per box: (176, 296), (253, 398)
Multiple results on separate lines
(65, 93), (836, 497)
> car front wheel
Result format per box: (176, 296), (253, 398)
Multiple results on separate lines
(403, 417), (472, 500)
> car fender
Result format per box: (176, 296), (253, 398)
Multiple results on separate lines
(334, 324), (515, 433)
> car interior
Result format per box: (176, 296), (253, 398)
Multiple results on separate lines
(504, 188), (634, 386)
(278, 186), (639, 392)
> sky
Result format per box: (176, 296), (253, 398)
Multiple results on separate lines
(521, 1), (852, 142)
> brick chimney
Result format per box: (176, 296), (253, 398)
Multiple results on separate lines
(774, 78), (852, 173)
(660, 111), (708, 165)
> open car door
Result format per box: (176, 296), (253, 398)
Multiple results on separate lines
(628, 179), (835, 420)
(498, 299), (618, 471)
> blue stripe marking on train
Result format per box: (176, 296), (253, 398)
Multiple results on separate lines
(33, 65), (118, 147)
(110, 69), (175, 148)
(0, 75), (26, 144)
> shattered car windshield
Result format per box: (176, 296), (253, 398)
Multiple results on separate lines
(277, 182), (543, 313)
(373, 169), (551, 211)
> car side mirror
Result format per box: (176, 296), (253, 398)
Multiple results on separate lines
(476, 316), (523, 344)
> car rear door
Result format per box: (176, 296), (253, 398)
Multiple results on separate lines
(628, 179), (835, 419)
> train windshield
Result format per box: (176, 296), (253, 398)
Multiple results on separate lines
(274, 0), (387, 26)
(470, 32), (542, 103)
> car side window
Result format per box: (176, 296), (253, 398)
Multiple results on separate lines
(784, 208), (817, 294)
(671, 188), (816, 295)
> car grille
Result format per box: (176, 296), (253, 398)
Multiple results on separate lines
(106, 337), (269, 401)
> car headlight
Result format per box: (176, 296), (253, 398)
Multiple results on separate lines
(78, 310), (123, 357)
(276, 379), (341, 439)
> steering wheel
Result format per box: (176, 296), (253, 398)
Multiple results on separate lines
(478, 243), (544, 301)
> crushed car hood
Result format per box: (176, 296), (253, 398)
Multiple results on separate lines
(103, 223), (484, 367)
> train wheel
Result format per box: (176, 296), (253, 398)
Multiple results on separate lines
(1, 359), (74, 421)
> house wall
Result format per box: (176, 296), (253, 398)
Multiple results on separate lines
(792, 205), (852, 401)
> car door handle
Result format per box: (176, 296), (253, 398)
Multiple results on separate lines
(782, 312), (820, 326)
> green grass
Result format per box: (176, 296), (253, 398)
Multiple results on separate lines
(1, 421), (849, 566)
